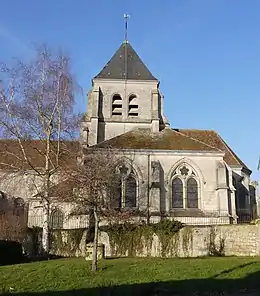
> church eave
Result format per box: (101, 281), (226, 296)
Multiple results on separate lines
(87, 146), (224, 156)
(93, 77), (159, 84)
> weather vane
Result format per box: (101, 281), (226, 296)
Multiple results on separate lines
(124, 13), (130, 42)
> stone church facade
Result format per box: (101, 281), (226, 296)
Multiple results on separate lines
(0, 41), (257, 228)
(80, 40), (256, 225)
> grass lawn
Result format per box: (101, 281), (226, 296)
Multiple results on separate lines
(0, 257), (260, 295)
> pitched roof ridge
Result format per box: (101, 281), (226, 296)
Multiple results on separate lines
(172, 129), (222, 152)
(176, 128), (217, 133)
(214, 132), (249, 169)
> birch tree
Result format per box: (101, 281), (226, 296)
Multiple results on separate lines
(0, 46), (81, 255)
(62, 148), (120, 272)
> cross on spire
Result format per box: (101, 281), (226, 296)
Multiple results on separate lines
(124, 13), (130, 42)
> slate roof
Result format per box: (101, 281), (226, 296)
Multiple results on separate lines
(94, 42), (157, 81)
(95, 128), (250, 171)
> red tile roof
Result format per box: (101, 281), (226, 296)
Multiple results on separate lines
(0, 139), (80, 171)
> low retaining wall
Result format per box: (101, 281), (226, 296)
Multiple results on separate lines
(99, 223), (260, 258)
(24, 228), (88, 257)
(24, 223), (260, 258)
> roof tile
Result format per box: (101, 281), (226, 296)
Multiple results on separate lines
(96, 128), (250, 171)
(94, 42), (157, 81)
(176, 129), (249, 169)
(96, 129), (219, 152)
(0, 128), (250, 172)
(0, 139), (80, 171)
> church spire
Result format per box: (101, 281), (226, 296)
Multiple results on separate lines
(94, 42), (157, 81)
(94, 14), (157, 81)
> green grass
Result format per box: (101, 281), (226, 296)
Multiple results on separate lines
(0, 257), (260, 295)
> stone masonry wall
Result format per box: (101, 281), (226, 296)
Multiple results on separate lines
(24, 223), (260, 258)
(99, 223), (260, 258)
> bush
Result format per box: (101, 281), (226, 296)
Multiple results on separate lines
(100, 219), (184, 257)
(0, 240), (24, 265)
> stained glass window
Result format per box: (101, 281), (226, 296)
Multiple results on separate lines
(125, 175), (137, 207)
(110, 178), (122, 208)
(187, 178), (198, 208)
(180, 166), (189, 176)
(172, 178), (183, 208)
(111, 171), (137, 208)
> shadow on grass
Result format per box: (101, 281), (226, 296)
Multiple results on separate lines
(210, 261), (258, 279)
(2, 262), (260, 295)
(0, 254), (65, 267)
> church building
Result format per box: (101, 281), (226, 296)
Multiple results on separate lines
(79, 39), (255, 225)
(0, 39), (257, 228)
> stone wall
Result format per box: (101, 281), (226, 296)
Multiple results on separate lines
(99, 223), (260, 258)
(24, 228), (88, 257)
(0, 194), (28, 243)
(84, 79), (161, 145)
(24, 223), (260, 258)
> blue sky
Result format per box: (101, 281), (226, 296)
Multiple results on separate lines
(1, 0), (260, 178)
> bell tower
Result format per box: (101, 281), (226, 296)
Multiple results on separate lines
(80, 17), (169, 146)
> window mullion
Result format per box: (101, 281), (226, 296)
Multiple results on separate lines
(183, 182), (187, 209)
(122, 180), (126, 208)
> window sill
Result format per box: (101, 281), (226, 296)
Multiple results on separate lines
(108, 207), (142, 215)
(169, 208), (203, 217)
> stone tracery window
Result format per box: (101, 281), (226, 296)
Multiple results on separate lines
(111, 178), (122, 208)
(171, 164), (199, 209)
(187, 178), (198, 208)
(180, 166), (189, 176)
(172, 178), (183, 208)
(125, 175), (137, 207)
(110, 163), (138, 209)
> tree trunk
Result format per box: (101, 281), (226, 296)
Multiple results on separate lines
(42, 200), (49, 256)
(42, 132), (51, 256)
(92, 206), (99, 272)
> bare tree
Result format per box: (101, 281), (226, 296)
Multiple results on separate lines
(61, 147), (120, 272)
(0, 46), (81, 255)
(0, 192), (27, 242)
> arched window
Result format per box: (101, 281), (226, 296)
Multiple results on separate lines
(169, 163), (201, 209)
(172, 178), (183, 208)
(187, 178), (198, 208)
(125, 175), (137, 207)
(112, 94), (122, 116)
(110, 163), (138, 209)
(128, 94), (138, 117)
(50, 209), (64, 229)
(110, 178), (122, 208)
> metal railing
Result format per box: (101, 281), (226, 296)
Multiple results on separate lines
(26, 209), (256, 229)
